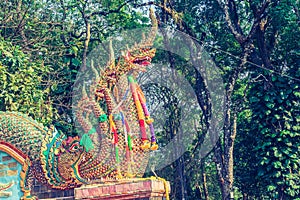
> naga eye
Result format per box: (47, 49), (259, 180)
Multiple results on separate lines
(69, 142), (81, 152)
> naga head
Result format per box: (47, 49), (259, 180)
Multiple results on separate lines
(93, 8), (158, 100)
(41, 129), (87, 189)
(121, 47), (156, 73)
(42, 131), (125, 187)
(115, 8), (158, 77)
(41, 123), (125, 188)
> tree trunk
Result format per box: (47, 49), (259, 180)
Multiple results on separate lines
(82, 22), (90, 71)
(201, 160), (209, 200)
(177, 157), (187, 200)
(243, 193), (248, 200)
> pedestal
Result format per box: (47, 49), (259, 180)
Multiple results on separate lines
(74, 179), (170, 200)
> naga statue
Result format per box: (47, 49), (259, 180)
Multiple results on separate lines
(0, 9), (158, 200)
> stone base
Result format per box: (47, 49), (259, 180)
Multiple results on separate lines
(74, 179), (170, 200)
(31, 179), (74, 199)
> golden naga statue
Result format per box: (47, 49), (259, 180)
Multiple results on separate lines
(0, 9), (158, 200)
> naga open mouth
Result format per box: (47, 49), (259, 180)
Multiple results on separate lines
(132, 56), (152, 66)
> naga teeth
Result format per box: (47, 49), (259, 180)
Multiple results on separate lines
(133, 57), (151, 65)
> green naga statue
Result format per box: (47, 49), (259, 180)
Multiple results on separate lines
(0, 9), (158, 200)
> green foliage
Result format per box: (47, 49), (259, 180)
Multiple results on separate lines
(249, 73), (300, 199)
(0, 37), (53, 124)
(244, 1), (300, 198)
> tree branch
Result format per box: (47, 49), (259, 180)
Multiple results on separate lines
(89, 0), (133, 18)
(217, 0), (246, 44)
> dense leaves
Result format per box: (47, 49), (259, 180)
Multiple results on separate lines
(0, 37), (52, 123)
(249, 73), (300, 199)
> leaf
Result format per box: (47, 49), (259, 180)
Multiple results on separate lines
(264, 95), (272, 102)
(249, 96), (259, 103)
(273, 148), (282, 158)
(265, 110), (271, 115)
(273, 161), (282, 169)
(63, 57), (70, 63)
(267, 185), (276, 191)
(71, 46), (79, 56)
(274, 114), (281, 119)
(266, 102), (274, 109)
(274, 171), (281, 178)
(293, 91), (300, 97)
(72, 58), (81, 67)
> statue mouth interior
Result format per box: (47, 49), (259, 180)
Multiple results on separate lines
(133, 56), (152, 66)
